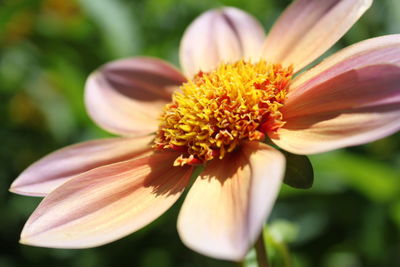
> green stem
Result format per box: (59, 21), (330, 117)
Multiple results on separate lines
(276, 242), (292, 267)
(255, 231), (269, 267)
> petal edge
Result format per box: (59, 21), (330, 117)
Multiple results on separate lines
(10, 136), (154, 197)
(85, 57), (186, 136)
(262, 0), (372, 72)
(20, 151), (192, 248)
(177, 142), (285, 260)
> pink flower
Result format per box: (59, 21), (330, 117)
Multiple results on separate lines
(10, 0), (400, 261)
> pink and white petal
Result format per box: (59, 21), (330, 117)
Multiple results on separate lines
(290, 34), (400, 98)
(273, 64), (400, 154)
(262, 0), (372, 72)
(180, 7), (265, 78)
(10, 135), (154, 197)
(177, 142), (285, 261)
(85, 57), (186, 136)
(20, 151), (193, 248)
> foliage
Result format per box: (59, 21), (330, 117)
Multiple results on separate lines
(1, 0), (399, 266)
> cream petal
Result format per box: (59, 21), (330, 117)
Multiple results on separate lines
(180, 7), (265, 78)
(290, 34), (400, 99)
(20, 151), (192, 248)
(273, 64), (400, 154)
(262, 0), (372, 72)
(177, 142), (285, 261)
(10, 136), (154, 197)
(85, 57), (186, 136)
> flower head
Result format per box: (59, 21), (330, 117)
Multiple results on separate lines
(155, 60), (293, 165)
(10, 0), (400, 261)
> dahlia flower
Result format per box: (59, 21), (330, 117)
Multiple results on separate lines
(10, 0), (400, 261)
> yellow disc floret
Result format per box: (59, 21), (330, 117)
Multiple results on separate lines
(154, 60), (293, 166)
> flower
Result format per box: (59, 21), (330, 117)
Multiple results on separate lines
(10, 0), (400, 261)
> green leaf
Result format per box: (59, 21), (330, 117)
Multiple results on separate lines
(283, 151), (314, 189)
(263, 223), (294, 267)
(78, 0), (141, 59)
(310, 151), (400, 202)
(268, 220), (299, 244)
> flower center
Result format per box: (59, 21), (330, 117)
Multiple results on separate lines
(154, 60), (293, 166)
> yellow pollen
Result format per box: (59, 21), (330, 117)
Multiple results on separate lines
(154, 60), (293, 166)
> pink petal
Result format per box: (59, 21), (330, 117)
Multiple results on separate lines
(273, 64), (400, 154)
(262, 0), (372, 72)
(290, 34), (400, 99)
(180, 7), (265, 78)
(177, 142), (285, 261)
(20, 151), (192, 248)
(10, 136), (154, 197)
(85, 57), (186, 136)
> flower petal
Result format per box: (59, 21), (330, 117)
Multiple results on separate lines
(10, 136), (154, 197)
(177, 142), (285, 261)
(20, 151), (192, 248)
(180, 7), (265, 78)
(273, 64), (400, 154)
(262, 0), (372, 72)
(290, 34), (400, 98)
(85, 57), (186, 136)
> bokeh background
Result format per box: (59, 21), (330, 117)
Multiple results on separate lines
(1, 0), (400, 266)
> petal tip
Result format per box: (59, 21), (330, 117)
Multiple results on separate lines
(9, 179), (24, 195)
(178, 230), (247, 261)
(8, 179), (46, 197)
(19, 238), (28, 246)
(8, 185), (19, 194)
(19, 231), (37, 247)
(19, 236), (32, 246)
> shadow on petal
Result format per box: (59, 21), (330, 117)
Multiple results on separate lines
(273, 64), (400, 154)
(177, 142), (285, 261)
(101, 57), (186, 101)
(20, 151), (192, 249)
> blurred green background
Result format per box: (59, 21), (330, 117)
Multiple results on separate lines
(1, 0), (400, 266)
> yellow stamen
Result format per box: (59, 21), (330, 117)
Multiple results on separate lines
(154, 60), (293, 166)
